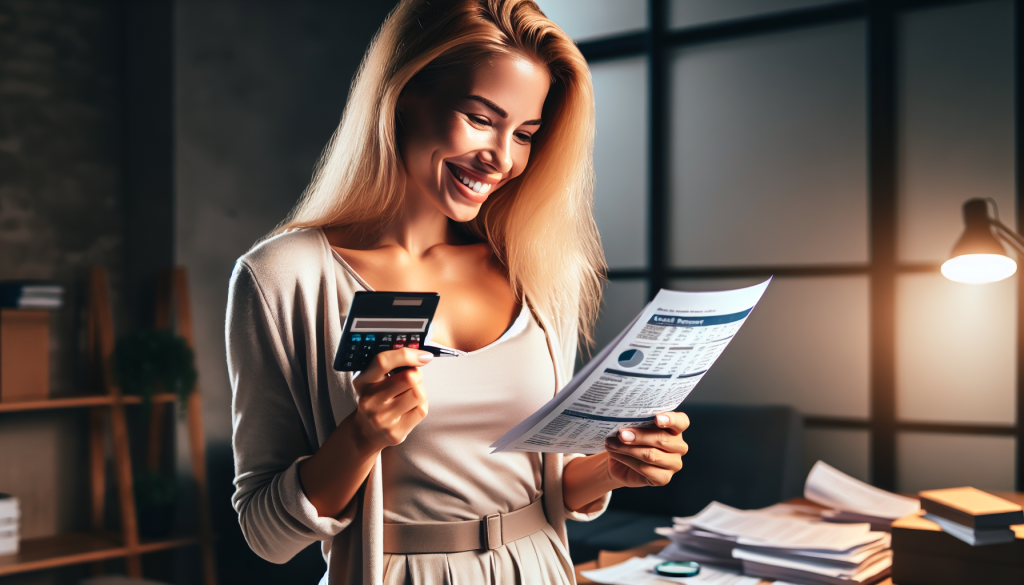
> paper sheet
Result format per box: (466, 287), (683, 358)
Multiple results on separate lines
(731, 548), (892, 578)
(804, 461), (920, 520)
(492, 281), (771, 454)
(689, 502), (885, 552)
(580, 555), (761, 585)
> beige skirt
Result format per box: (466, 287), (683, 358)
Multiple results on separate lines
(380, 524), (574, 585)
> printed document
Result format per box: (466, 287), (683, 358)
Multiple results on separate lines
(492, 280), (770, 454)
(804, 461), (920, 520)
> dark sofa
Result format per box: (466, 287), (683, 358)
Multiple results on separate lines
(567, 402), (804, 562)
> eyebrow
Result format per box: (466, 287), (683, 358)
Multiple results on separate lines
(467, 95), (543, 126)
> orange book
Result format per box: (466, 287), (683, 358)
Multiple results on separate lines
(920, 487), (1024, 529)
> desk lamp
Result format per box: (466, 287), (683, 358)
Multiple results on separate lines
(941, 198), (1022, 284)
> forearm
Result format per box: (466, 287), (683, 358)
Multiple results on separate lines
(298, 414), (380, 518)
(562, 452), (624, 513)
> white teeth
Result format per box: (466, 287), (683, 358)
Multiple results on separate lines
(452, 166), (492, 195)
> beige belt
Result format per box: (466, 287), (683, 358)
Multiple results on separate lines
(382, 499), (548, 554)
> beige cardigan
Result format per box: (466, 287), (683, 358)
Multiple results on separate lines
(226, 228), (610, 584)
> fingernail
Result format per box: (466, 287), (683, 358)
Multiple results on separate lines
(656, 415), (669, 426)
(620, 429), (635, 442)
(417, 352), (433, 364)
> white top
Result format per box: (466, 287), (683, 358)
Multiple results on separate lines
(381, 307), (555, 523)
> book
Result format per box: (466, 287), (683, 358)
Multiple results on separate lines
(0, 494), (18, 556)
(919, 486), (1024, 529)
(0, 281), (64, 310)
(923, 513), (1016, 546)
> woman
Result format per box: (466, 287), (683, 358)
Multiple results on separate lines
(226, 1), (689, 583)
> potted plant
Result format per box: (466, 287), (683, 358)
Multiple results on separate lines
(114, 330), (197, 538)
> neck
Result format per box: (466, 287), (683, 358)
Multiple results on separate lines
(374, 188), (456, 258)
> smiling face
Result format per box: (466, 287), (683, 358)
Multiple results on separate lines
(397, 52), (551, 223)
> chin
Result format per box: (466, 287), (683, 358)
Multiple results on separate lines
(445, 202), (484, 224)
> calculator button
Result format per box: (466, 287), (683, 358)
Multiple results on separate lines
(365, 334), (376, 341)
(407, 341), (420, 349)
(351, 334), (362, 342)
(393, 342), (405, 349)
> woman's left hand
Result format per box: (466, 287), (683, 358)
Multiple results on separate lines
(604, 411), (689, 488)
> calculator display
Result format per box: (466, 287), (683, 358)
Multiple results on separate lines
(333, 292), (440, 372)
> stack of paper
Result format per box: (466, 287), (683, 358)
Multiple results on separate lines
(805, 461), (920, 532)
(656, 502), (825, 568)
(0, 494), (19, 556)
(657, 502), (892, 585)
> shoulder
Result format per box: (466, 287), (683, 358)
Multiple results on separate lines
(231, 228), (332, 301)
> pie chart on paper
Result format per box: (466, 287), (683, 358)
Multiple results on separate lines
(617, 349), (644, 368)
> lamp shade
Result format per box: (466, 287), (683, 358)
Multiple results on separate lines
(941, 199), (1016, 284)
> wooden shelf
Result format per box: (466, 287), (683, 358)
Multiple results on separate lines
(0, 532), (200, 577)
(0, 393), (178, 413)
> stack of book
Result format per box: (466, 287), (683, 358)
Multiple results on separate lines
(657, 501), (893, 584)
(0, 281), (64, 310)
(0, 494), (18, 556)
(891, 489), (1024, 585)
(919, 487), (1022, 546)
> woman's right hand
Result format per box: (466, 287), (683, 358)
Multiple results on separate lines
(298, 347), (432, 518)
(350, 348), (433, 453)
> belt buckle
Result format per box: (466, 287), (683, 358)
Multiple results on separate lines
(484, 513), (502, 550)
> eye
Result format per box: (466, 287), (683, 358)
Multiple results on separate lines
(468, 114), (490, 126)
(515, 132), (533, 144)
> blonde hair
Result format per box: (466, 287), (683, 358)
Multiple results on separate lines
(277, 0), (605, 348)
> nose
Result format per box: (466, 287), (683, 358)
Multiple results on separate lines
(479, 131), (514, 175)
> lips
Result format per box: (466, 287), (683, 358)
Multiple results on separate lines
(445, 162), (496, 203)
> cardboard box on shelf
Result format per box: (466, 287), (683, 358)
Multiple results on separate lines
(0, 309), (49, 402)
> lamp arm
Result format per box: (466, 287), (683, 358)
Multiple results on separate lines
(991, 220), (1024, 255)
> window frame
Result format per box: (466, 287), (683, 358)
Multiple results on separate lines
(576, 0), (1023, 491)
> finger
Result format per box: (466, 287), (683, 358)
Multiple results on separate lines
(382, 382), (427, 420)
(364, 383), (427, 432)
(359, 368), (424, 406)
(605, 439), (682, 470)
(615, 427), (688, 455)
(653, 411), (689, 435)
(607, 451), (676, 486)
(357, 348), (433, 384)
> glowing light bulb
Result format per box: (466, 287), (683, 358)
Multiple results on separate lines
(940, 254), (1017, 284)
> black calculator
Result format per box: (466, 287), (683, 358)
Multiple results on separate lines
(333, 291), (441, 372)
